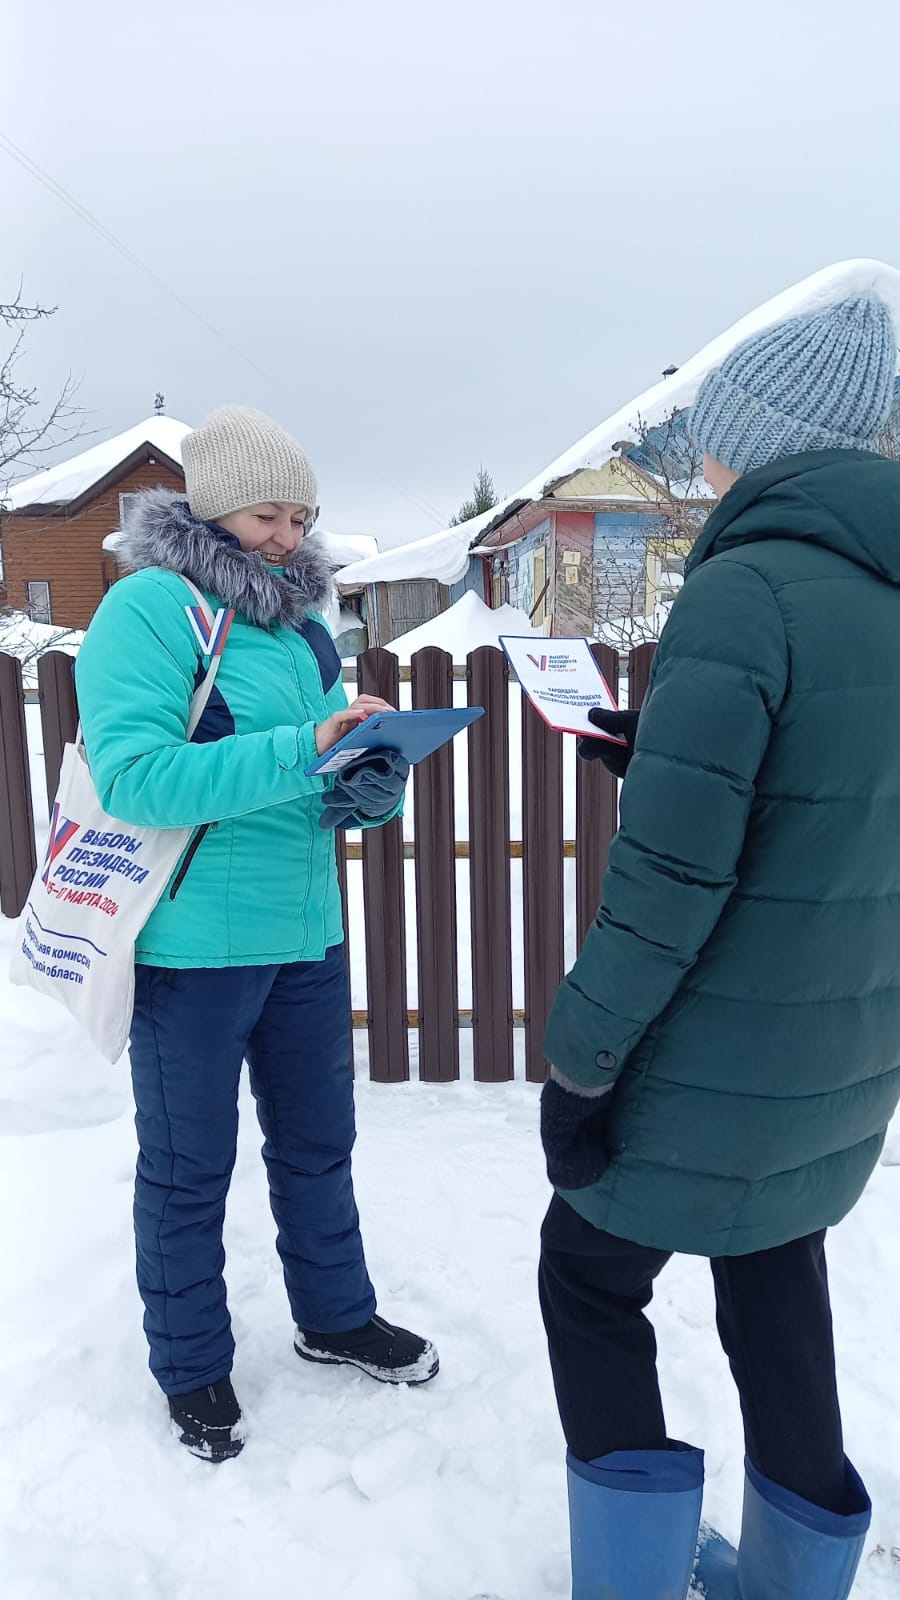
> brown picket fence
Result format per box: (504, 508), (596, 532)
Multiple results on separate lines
(0, 642), (657, 1082)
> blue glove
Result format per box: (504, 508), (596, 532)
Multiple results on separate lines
(540, 1066), (613, 1188)
(319, 748), (410, 831)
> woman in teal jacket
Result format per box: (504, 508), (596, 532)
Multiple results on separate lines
(539, 298), (900, 1599)
(76, 406), (437, 1463)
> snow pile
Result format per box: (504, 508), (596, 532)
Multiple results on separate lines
(5, 416), (191, 510)
(336, 258), (900, 589)
(0, 611), (83, 688)
(331, 602), (368, 635)
(387, 590), (541, 662)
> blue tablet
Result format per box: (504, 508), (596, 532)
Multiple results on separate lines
(304, 706), (485, 776)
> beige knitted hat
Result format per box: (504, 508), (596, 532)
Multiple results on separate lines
(182, 406), (318, 522)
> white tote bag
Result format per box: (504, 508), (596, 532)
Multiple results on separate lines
(8, 578), (235, 1062)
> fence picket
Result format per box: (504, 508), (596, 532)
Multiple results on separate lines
(37, 652), (78, 814)
(629, 642), (656, 711)
(0, 653), (36, 920)
(356, 647), (409, 1082)
(411, 646), (459, 1082)
(467, 646), (513, 1081)
(521, 695), (565, 1083)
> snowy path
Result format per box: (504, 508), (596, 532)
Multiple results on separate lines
(1, 919), (899, 1598)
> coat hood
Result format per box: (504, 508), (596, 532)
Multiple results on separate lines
(687, 449), (900, 587)
(114, 486), (335, 629)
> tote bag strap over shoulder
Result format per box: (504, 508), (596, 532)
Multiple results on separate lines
(179, 577), (236, 739)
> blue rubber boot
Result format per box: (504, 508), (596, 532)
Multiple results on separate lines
(736, 1456), (871, 1599)
(691, 1456), (871, 1599)
(566, 1440), (704, 1600)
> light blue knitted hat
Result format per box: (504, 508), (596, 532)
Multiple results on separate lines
(689, 294), (897, 475)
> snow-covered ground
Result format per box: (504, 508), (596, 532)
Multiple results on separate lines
(2, 683), (899, 1599)
(2, 942), (899, 1600)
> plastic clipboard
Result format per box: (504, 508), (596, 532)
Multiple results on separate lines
(304, 706), (485, 776)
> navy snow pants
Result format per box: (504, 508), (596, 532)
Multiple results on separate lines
(129, 945), (376, 1395)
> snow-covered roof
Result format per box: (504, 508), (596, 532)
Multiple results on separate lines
(336, 500), (498, 590)
(385, 590), (542, 663)
(336, 257), (900, 588)
(4, 416), (191, 510)
(316, 531), (378, 568)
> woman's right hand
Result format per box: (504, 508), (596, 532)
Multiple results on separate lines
(314, 695), (396, 756)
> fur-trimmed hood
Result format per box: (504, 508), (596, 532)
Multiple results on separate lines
(115, 486), (336, 629)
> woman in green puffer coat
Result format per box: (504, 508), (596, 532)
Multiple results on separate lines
(76, 406), (438, 1465)
(538, 294), (900, 1600)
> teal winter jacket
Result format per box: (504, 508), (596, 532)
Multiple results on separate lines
(75, 490), (399, 968)
(545, 450), (900, 1256)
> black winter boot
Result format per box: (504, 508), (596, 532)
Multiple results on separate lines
(294, 1314), (439, 1385)
(167, 1377), (245, 1461)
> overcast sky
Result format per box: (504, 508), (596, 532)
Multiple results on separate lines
(6, 0), (900, 546)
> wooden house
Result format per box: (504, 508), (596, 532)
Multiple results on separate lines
(0, 418), (189, 629)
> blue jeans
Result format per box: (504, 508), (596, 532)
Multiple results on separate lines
(130, 945), (375, 1395)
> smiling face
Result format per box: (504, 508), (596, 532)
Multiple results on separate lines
(215, 501), (314, 563)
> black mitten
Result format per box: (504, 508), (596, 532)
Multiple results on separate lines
(540, 1068), (613, 1189)
(577, 707), (640, 780)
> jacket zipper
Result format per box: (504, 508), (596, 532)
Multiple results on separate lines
(169, 824), (212, 901)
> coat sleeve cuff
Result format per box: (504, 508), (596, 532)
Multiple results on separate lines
(543, 978), (642, 1090)
(272, 724), (329, 789)
(548, 1064), (614, 1099)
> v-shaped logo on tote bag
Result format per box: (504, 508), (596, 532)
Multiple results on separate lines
(42, 802), (80, 884)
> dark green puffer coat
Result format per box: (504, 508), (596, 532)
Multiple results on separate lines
(544, 449), (900, 1255)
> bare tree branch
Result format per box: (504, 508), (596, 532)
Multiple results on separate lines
(593, 408), (710, 649)
(0, 604), (78, 662)
(0, 293), (83, 500)
(878, 416), (900, 460)
(0, 292), (57, 324)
